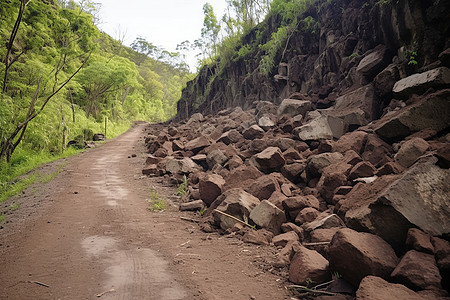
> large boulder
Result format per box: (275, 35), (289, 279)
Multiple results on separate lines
(333, 131), (368, 154)
(356, 276), (426, 300)
(245, 174), (281, 200)
(282, 195), (320, 219)
(223, 165), (263, 191)
(343, 156), (450, 250)
(184, 135), (211, 153)
(213, 188), (260, 230)
(317, 162), (352, 202)
(249, 200), (286, 234)
(393, 67), (450, 99)
(374, 89), (450, 142)
(326, 84), (378, 138)
(306, 152), (344, 179)
(394, 137), (429, 168)
(289, 245), (331, 285)
(327, 228), (398, 287)
(165, 157), (202, 174)
(293, 115), (334, 141)
(199, 174), (226, 206)
(356, 45), (392, 82)
(251, 147), (286, 173)
(391, 250), (442, 291)
(277, 99), (313, 118)
(242, 125), (265, 140)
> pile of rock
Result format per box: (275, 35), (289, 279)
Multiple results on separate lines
(142, 86), (449, 297)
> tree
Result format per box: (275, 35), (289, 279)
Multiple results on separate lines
(201, 3), (221, 58)
(2, 0), (31, 93)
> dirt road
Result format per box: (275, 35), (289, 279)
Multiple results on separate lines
(0, 124), (291, 300)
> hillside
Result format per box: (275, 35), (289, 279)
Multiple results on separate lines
(0, 0), (191, 165)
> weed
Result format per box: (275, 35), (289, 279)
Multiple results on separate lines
(148, 188), (167, 211)
(176, 175), (189, 196)
(9, 203), (20, 211)
(200, 206), (207, 216)
(305, 278), (315, 288)
(0, 215), (4, 223)
(348, 51), (360, 59)
(407, 50), (418, 65)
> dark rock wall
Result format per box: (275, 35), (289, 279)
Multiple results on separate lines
(175, 0), (450, 120)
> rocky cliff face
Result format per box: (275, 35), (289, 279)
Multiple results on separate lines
(176, 0), (450, 121)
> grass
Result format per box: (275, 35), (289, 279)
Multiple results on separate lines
(148, 188), (167, 212)
(176, 175), (189, 196)
(0, 147), (81, 203)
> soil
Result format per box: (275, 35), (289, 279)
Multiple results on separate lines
(0, 124), (292, 300)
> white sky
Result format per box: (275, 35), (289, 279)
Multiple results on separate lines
(95, 0), (229, 70)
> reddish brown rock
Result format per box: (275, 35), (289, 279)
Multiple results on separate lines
(267, 191), (288, 209)
(142, 164), (163, 176)
(343, 150), (363, 166)
(317, 162), (352, 202)
(376, 161), (404, 176)
(249, 139), (268, 153)
(289, 245), (331, 285)
(145, 154), (161, 165)
(217, 129), (243, 145)
(184, 135), (211, 153)
(224, 154), (244, 170)
(251, 147), (286, 173)
(172, 139), (184, 151)
(361, 134), (393, 168)
(333, 131), (368, 154)
(391, 250), (442, 291)
(213, 188), (260, 230)
(179, 200), (204, 211)
(295, 207), (320, 225)
(283, 148), (303, 163)
(348, 161), (377, 180)
(306, 152), (344, 180)
(302, 213), (345, 232)
(243, 125), (265, 140)
(282, 195), (320, 219)
(223, 165), (263, 191)
(249, 200), (286, 234)
(432, 237), (450, 272)
(246, 174), (280, 201)
(317, 140), (333, 154)
(356, 276), (426, 300)
(281, 162), (306, 184)
(242, 229), (274, 245)
(272, 231), (299, 247)
(405, 228), (434, 254)
(206, 149), (228, 169)
(199, 174), (225, 206)
(310, 228), (339, 243)
(281, 223), (304, 241)
(327, 228), (398, 286)
(394, 137), (429, 168)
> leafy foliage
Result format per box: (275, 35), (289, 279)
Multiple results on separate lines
(0, 0), (191, 167)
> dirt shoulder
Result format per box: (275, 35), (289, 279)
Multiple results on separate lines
(0, 124), (291, 300)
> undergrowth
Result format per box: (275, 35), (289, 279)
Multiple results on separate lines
(0, 147), (80, 203)
(148, 188), (167, 211)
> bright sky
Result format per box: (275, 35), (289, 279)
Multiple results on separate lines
(95, 0), (229, 70)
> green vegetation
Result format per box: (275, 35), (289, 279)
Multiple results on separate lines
(148, 188), (167, 211)
(176, 175), (189, 196)
(0, 0), (192, 199)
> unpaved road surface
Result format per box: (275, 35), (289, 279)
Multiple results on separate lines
(0, 124), (291, 300)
